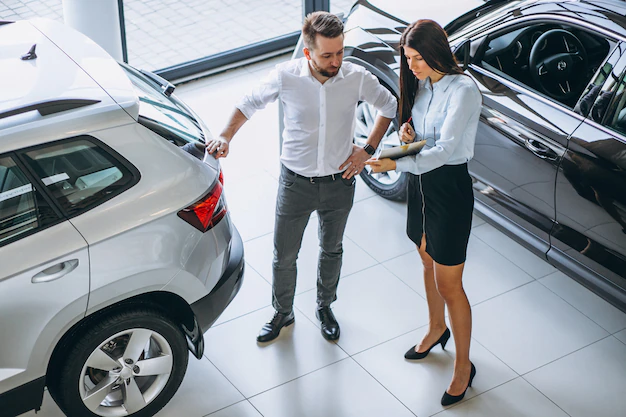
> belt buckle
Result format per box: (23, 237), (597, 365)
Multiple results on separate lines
(310, 177), (315, 184)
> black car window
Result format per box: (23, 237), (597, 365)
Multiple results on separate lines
(581, 44), (626, 134)
(602, 79), (626, 136)
(476, 21), (615, 109)
(573, 44), (626, 119)
(0, 155), (59, 246)
(21, 137), (138, 217)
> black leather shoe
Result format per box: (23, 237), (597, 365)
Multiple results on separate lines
(316, 306), (340, 341)
(257, 311), (295, 343)
(404, 328), (450, 360)
(441, 362), (476, 406)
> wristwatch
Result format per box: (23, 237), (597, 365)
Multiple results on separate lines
(362, 143), (376, 155)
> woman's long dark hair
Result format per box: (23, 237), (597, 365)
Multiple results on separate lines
(399, 20), (464, 125)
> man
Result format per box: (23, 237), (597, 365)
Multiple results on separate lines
(207, 11), (396, 342)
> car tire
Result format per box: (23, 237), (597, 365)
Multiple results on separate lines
(353, 89), (408, 201)
(48, 308), (188, 417)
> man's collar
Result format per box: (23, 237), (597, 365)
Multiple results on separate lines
(299, 57), (311, 77)
(334, 66), (345, 81)
(299, 57), (345, 82)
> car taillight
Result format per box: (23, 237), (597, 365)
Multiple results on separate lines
(177, 171), (227, 232)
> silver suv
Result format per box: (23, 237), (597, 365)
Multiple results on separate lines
(0, 19), (244, 417)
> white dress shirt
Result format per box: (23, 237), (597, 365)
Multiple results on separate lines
(395, 74), (482, 175)
(236, 57), (397, 177)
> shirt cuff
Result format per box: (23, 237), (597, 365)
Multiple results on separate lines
(235, 101), (255, 120)
(395, 156), (416, 174)
(378, 101), (397, 119)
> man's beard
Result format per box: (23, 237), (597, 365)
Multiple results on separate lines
(311, 59), (341, 78)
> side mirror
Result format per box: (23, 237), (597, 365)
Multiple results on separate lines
(453, 39), (471, 71)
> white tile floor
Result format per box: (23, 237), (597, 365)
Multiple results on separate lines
(29, 56), (626, 417)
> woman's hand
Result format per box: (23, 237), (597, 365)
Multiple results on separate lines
(365, 158), (396, 173)
(399, 122), (416, 144)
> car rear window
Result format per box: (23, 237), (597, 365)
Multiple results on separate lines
(21, 137), (138, 217)
(0, 155), (60, 246)
(121, 65), (206, 147)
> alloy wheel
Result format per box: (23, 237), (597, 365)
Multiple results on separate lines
(78, 328), (174, 416)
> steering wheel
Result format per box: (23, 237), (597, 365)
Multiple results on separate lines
(529, 29), (588, 101)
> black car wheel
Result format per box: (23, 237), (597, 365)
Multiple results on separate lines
(354, 94), (408, 201)
(48, 308), (188, 417)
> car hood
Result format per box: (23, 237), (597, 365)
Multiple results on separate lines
(361, 0), (486, 27)
(343, 0), (488, 60)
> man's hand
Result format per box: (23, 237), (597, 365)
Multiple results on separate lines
(365, 157), (396, 173)
(207, 137), (230, 159)
(339, 144), (370, 179)
(399, 122), (416, 144)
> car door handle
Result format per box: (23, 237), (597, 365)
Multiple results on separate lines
(32, 259), (79, 283)
(525, 138), (558, 160)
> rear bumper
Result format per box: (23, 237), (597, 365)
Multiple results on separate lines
(191, 226), (245, 333)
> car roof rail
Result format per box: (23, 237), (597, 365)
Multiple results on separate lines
(0, 98), (101, 121)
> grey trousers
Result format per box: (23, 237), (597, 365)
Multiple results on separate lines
(272, 165), (355, 314)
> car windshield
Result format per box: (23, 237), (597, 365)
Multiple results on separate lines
(120, 65), (205, 145)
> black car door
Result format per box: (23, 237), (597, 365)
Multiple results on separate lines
(464, 19), (612, 258)
(550, 45), (626, 308)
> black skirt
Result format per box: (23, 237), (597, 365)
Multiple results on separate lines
(406, 163), (474, 266)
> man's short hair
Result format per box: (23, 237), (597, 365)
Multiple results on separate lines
(302, 11), (344, 50)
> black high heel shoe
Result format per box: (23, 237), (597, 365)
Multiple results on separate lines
(441, 362), (476, 406)
(404, 328), (450, 360)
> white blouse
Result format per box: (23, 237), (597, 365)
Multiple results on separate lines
(395, 74), (482, 175)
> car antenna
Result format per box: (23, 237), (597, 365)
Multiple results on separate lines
(21, 44), (37, 60)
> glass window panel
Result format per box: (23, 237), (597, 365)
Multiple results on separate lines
(0, 155), (59, 245)
(331, 0), (356, 17)
(0, 0), (63, 22)
(124, 0), (304, 71)
(23, 138), (136, 216)
(120, 64), (205, 146)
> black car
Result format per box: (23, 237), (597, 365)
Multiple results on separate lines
(320, 0), (626, 311)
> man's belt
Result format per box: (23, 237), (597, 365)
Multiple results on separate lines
(284, 166), (343, 183)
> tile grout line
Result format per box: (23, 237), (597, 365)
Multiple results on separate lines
(471, 224), (554, 280)
(246, 399), (266, 417)
(379, 260), (428, 303)
(211, 303), (272, 329)
(517, 333), (615, 377)
(342, 224), (415, 266)
(242, 230), (274, 245)
(201, 355), (248, 405)
(202, 334), (354, 412)
(535, 277), (621, 335)
(469, 279), (537, 309)
(471, 232), (539, 280)
(429, 379), (517, 416)
(613, 333), (626, 346)
(244, 357), (353, 401)
(346, 356), (419, 417)
(520, 376), (574, 417)
(202, 399), (248, 416)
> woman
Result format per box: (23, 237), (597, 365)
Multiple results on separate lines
(366, 20), (482, 406)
